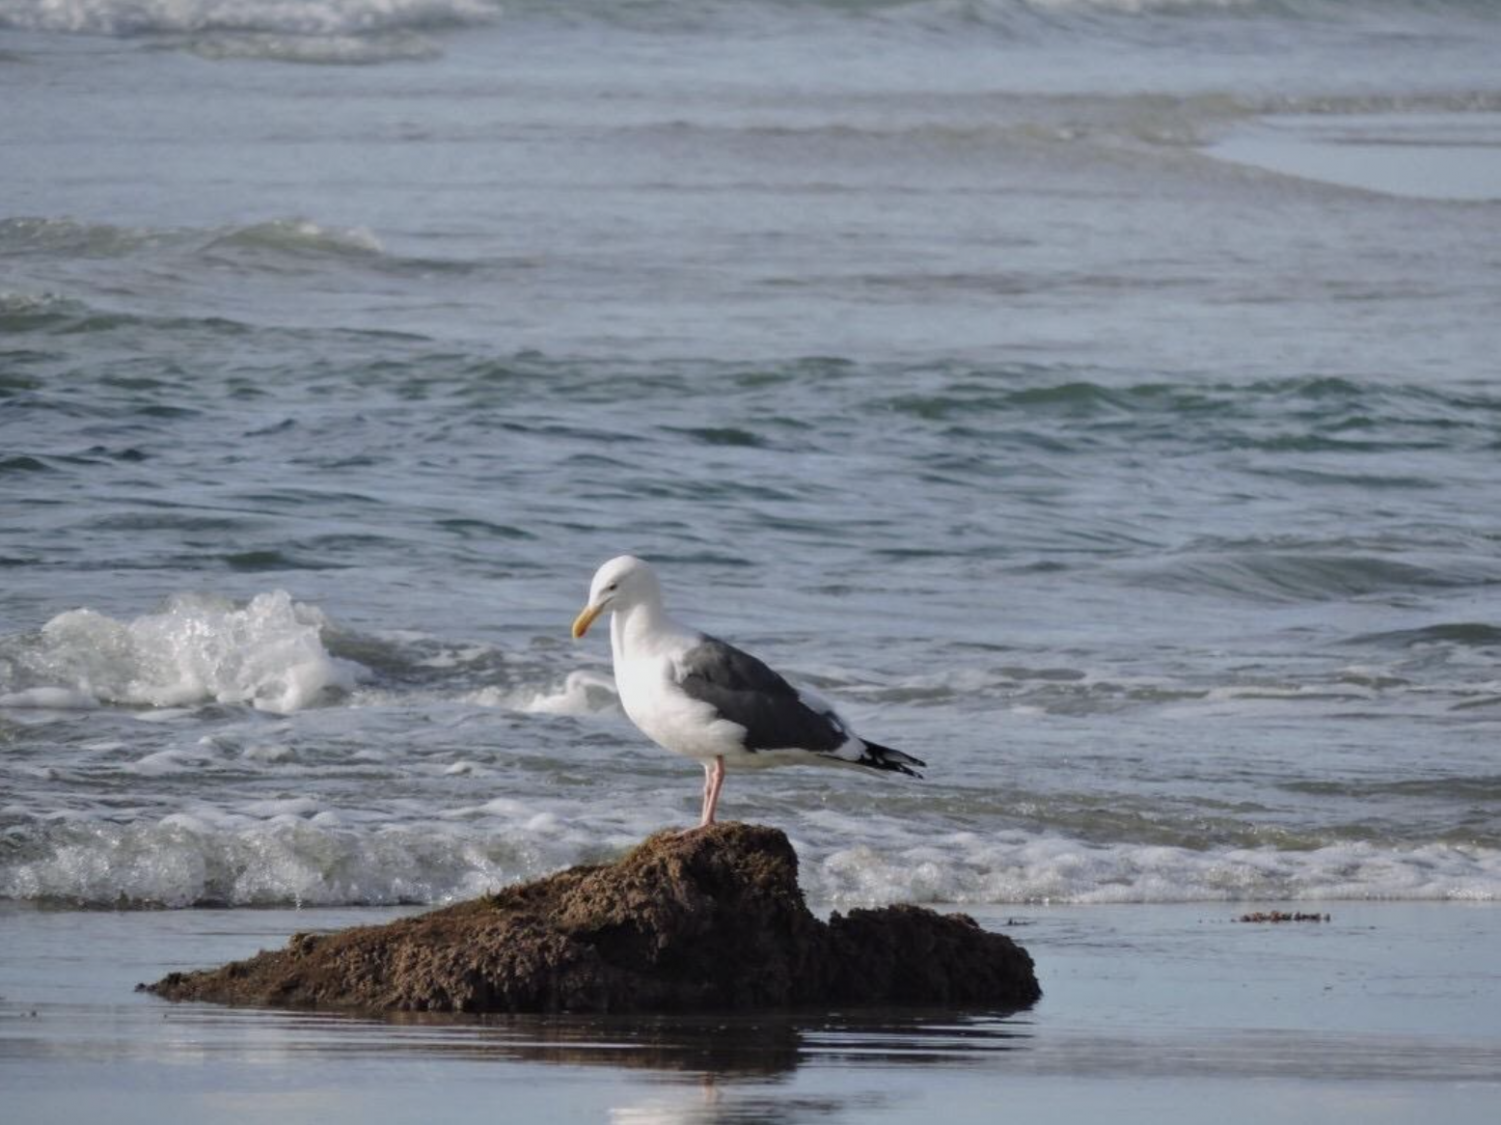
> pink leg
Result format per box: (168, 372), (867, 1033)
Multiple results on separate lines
(698, 762), (713, 825)
(700, 755), (726, 828)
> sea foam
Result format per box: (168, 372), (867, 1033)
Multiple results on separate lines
(806, 832), (1501, 907)
(3, 811), (1496, 909)
(0, 590), (358, 714)
(0, 813), (606, 908)
(473, 669), (621, 716)
(0, 0), (500, 37)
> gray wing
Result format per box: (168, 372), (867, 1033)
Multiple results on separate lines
(674, 635), (847, 753)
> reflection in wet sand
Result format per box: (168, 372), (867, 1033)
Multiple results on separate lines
(161, 1007), (1031, 1125)
(378, 1008), (1033, 1076)
(608, 1075), (889, 1125)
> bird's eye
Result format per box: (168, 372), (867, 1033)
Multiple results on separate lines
(605, 582), (619, 592)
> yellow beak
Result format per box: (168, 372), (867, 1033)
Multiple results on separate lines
(571, 603), (604, 639)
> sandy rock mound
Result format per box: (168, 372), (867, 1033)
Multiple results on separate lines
(145, 823), (1040, 1013)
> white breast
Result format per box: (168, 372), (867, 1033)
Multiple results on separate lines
(613, 652), (739, 762)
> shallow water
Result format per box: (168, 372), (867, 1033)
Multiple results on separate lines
(3, 0), (1500, 911)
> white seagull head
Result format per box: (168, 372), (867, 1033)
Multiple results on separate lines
(571, 555), (663, 638)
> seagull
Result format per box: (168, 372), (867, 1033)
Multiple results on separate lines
(571, 555), (925, 829)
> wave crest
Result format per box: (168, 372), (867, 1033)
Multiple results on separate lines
(204, 218), (385, 258)
(3, 817), (1495, 908)
(0, 590), (359, 714)
(0, 815), (559, 908)
(810, 833), (1501, 907)
(0, 0), (501, 38)
(179, 30), (443, 63)
(8, 0), (1496, 42)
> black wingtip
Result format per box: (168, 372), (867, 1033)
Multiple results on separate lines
(860, 740), (926, 778)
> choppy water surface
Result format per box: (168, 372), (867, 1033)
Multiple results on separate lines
(2, 0), (1499, 910)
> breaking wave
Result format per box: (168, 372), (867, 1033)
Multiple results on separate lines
(0, 216), (385, 261)
(0, 0), (500, 38)
(0, 590), (359, 715)
(6, 0), (1497, 41)
(0, 815), (570, 908)
(2, 815), (1495, 908)
(177, 30), (443, 63)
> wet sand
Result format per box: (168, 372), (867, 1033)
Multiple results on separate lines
(3, 900), (1498, 1123)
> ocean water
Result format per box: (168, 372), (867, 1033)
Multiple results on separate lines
(3, 0), (1500, 913)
